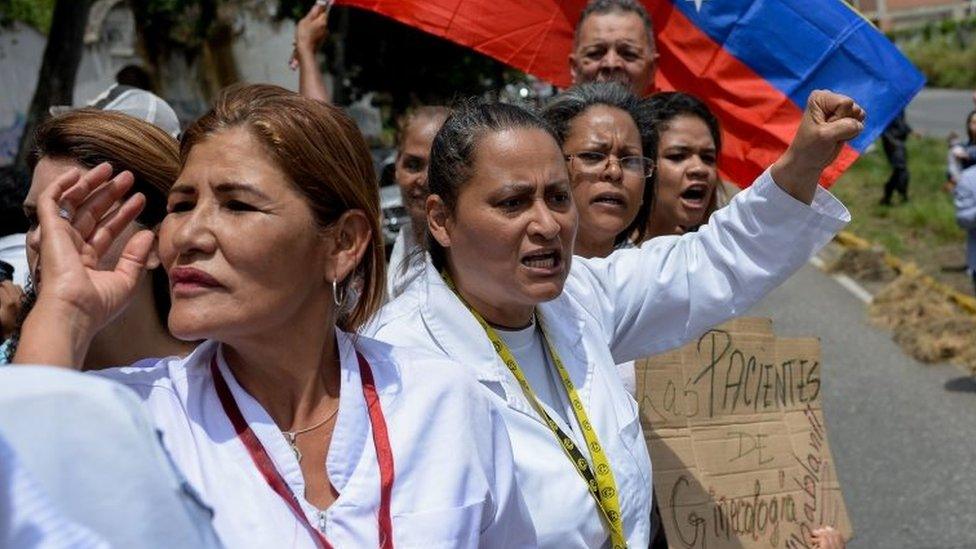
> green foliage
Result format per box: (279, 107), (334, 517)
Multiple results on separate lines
(902, 38), (976, 89)
(0, 0), (55, 32)
(832, 136), (964, 261)
(894, 16), (976, 89)
(132, 0), (231, 60)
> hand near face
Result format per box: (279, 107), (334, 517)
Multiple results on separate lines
(771, 90), (865, 204)
(14, 162), (153, 367)
(0, 280), (24, 340)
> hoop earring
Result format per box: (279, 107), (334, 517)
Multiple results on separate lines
(332, 278), (345, 308)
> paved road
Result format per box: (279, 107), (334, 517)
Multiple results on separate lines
(749, 262), (976, 549)
(906, 87), (974, 139)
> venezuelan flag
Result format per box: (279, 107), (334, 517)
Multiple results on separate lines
(335, 0), (925, 187)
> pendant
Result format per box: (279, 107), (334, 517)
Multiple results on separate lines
(283, 432), (302, 463)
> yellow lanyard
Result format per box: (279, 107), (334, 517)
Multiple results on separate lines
(443, 274), (627, 549)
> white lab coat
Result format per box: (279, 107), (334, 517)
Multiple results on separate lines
(387, 223), (426, 300)
(364, 170), (850, 548)
(94, 331), (536, 548)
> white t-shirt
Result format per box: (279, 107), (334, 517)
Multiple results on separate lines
(495, 321), (575, 430)
(94, 331), (536, 548)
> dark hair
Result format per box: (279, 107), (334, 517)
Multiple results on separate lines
(180, 84), (385, 331)
(575, 0), (654, 46)
(640, 91), (724, 236)
(116, 65), (153, 91)
(0, 168), (29, 237)
(639, 92), (721, 157)
(966, 110), (976, 145)
(426, 100), (560, 270)
(542, 81), (653, 245)
(30, 108), (178, 326)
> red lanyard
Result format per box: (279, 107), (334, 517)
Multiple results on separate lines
(210, 351), (396, 549)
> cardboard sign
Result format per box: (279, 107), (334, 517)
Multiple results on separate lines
(635, 318), (852, 548)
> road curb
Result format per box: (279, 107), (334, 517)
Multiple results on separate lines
(833, 230), (976, 316)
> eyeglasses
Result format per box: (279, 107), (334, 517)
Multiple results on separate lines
(565, 151), (654, 177)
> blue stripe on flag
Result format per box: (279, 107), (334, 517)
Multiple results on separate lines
(669, 0), (925, 151)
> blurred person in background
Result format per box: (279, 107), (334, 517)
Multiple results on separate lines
(388, 106), (450, 298)
(947, 110), (976, 190)
(879, 110), (911, 206)
(953, 163), (976, 294)
(292, 1), (332, 103)
(0, 172), (29, 359)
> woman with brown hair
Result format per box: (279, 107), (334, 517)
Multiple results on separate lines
(14, 84), (533, 547)
(12, 108), (193, 368)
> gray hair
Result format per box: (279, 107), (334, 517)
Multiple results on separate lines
(541, 81), (646, 148)
(574, 0), (655, 47)
(541, 81), (654, 245)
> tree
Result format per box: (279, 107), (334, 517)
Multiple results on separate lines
(12, 0), (93, 173)
(274, 2), (523, 120)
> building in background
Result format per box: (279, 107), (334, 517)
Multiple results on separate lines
(0, 0), (299, 166)
(850, 0), (976, 30)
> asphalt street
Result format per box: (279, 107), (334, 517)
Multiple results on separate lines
(749, 263), (976, 549)
(906, 87), (974, 139)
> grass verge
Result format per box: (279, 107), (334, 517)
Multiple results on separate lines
(831, 135), (972, 295)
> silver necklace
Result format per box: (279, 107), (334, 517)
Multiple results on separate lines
(281, 406), (340, 463)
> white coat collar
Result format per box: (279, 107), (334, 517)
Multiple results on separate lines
(416, 261), (595, 420)
(208, 329), (397, 506)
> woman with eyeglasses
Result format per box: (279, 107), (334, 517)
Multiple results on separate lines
(540, 83), (649, 396)
(542, 82), (652, 259)
(366, 91), (862, 547)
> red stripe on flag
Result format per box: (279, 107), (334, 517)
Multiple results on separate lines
(335, 0), (584, 87)
(649, 2), (854, 188)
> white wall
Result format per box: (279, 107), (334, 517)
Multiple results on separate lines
(0, 22), (44, 165)
(0, 5), (314, 166)
(232, 7), (299, 91)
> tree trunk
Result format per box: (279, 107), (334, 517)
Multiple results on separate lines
(13, 0), (94, 173)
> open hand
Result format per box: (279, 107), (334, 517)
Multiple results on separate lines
(771, 90), (865, 203)
(32, 162), (153, 336)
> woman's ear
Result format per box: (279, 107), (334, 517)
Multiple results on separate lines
(325, 210), (372, 284)
(426, 194), (452, 249)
